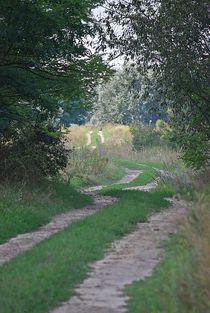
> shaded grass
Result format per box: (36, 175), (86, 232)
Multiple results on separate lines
(0, 180), (91, 244)
(0, 187), (171, 313)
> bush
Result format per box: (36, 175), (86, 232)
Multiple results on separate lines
(0, 125), (69, 182)
(130, 123), (161, 151)
(181, 132), (210, 169)
(66, 147), (109, 180)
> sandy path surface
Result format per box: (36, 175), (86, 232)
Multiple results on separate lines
(52, 198), (188, 313)
(98, 130), (105, 144)
(123, 177), (159, 192)
(86, 131), (93, 146)
(0, 170), (140, 266)
(83, 169), (141, 192)
(0, 194), (116, 266)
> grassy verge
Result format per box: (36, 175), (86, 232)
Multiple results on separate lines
(0, 186), (172, 313)
(0, 180), (91, 244)
(68, 152), (126, 188)
(69, 158), (161, 191)
(125, 194), (210, 313)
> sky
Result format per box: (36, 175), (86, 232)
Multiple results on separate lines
(92, 5), (125, 69)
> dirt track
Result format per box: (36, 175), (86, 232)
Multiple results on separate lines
(0, 168), (188, 313)
(0, 169), (140, 266)
(52, 198), (187, 313)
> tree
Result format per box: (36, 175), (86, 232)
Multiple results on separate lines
(0, 0), (109, 179)
(89, 65), (167, 125)
(101, 0), (210, 167)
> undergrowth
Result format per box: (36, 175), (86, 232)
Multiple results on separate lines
(0, 179), (91, 244)
(65, 146), (125, 187)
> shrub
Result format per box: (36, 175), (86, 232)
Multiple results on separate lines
(130, 123), (161, 151)
(66, 147), (109, 180)
(0, 125), (69, 182)
(181, 132), (210, 169)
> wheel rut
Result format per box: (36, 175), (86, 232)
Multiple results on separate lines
(51, 198), (188, 313)
(0, 166), (188, 313)
(0, 169), (140, 266)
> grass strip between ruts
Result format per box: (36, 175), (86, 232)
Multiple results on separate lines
(0, 186), (172, 313)
(100, 160), (160, 193)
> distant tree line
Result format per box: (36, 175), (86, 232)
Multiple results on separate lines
(89, 65), (167, 126)
(100, 0), (210, 168)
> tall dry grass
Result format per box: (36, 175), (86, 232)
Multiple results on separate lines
(105, 144), (179, 164)
(65, 125), (92, 148)
(102, 124), (132, 145)
(65, 147), (109, 178)
(65, 124), (132, 148)
(176, 195), (210, 313)
(63, 145), (125, 186)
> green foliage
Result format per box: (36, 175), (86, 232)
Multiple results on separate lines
(156, 119), (172, 141)
(130, 123), (161, 151)
(0, 179), (91, 244)
(103, 0), (210, 168)
(89, 65), (166, 125)
(0, 125), (69, 182)
(0, 0), (109, 179)
(181, 132), (210, 170)
(155, 119), (177, 148)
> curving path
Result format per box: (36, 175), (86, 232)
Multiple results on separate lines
(0, 169), (141, 266)
(83, 169), (141, 192)
(0, 166), (188, 313)
(123, 177), (159, 192)
(52, 198), (188, 313)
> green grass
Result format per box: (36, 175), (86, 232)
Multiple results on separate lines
(0, 180), (91, 244)
(91, 130), (101, 146)
(0, 186), (172, 313)
(69, 158), (159, 192)
(125, 194), (210, 313)
(125, 235), (184, 313)
(100, 160), (160, 193)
